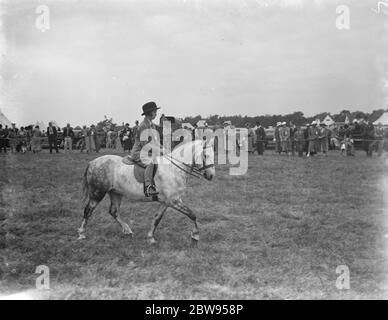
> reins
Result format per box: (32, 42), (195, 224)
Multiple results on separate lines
(161, 142), (214, 179)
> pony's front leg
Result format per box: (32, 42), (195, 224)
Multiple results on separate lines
(171, 200), (199, 246)
(147, 204), (168, 244)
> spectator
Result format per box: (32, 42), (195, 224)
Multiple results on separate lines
(341, 124), (354, 156)
(0, 124), (8, 153)
(345, 135), (355, 156)
(192, 124), (197, 141)
(80, 125), (89, 153)
(89, 124), (98, 152)
(246, 123), (254, 153)
(95, 126), (103, 152)
(279, 122), (290, 155)
(319, 123), (329, 156)
(274, 122), (281, 154)
(289, 121), (296, 156)
(375, 123), (384, 157)
(31, 125), (42, 153)
(47, 122), (59, 153)
(25, 125), (33, 151)
(255, 121), (266, 155)
(132, 120), (139, 147)
(106, 128), (114, 149)
(362, 117), (375, 157)
(304, 124), (310, 155)
(307, 121), (319, 157)
(17, 126), (27, 153)
(203, 123), (214, 143)
(63, 123), (74, 152)
(8, 123), (18, 153)
(294, 126), (305, 157)
(121, 123), (133, 152)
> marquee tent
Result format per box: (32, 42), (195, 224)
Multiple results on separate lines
(0, 109), (12, 127)
(373, 112), (388, 126)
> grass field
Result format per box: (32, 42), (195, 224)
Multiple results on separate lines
(0, 148), (388, 299)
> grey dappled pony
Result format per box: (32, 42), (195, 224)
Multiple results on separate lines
(78, 139), (215, 245)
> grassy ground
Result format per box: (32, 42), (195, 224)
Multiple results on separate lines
(0, 148), (387, 299)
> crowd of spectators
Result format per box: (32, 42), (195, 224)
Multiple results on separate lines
(0, 117), (387, 157)
(0, 122), (132, 154)
(245, 117), (387, 157)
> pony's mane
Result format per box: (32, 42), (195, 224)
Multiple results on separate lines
(165, 139), (203, 165)
(171, 139), (203, 156)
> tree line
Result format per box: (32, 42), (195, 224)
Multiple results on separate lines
(182, 109), (387, 127)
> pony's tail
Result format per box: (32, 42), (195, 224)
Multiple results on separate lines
(82, 164), (90, 204)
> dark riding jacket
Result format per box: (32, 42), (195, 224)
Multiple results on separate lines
(131, 118), (160, 163)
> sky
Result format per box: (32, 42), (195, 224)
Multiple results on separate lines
(0, 0), (387, 127)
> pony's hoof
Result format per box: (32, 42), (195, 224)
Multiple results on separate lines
(122, 224), (133, 236)
(77, 234), (86, 240)
(191, 232), (199, 242)
(190, 238), (198, 247)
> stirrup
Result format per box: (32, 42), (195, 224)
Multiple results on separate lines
(145, 185), (159, 197)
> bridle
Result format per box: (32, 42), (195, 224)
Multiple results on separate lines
(164, 142), (214, 179)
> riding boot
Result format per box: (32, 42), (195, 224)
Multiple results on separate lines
(144, 163), (159, 197)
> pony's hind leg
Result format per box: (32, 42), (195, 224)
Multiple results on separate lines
(172, 200), (199, 246)
(78, 198), (100, 240)
(147, 204), (168, 244)
(108, 192), (133, 236)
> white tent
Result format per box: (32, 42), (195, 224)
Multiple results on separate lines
(373, 112), (388, 126)
(0, 109), (12, 127)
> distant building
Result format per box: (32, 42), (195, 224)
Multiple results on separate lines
(333, 113), (354, 127)
(182, 122), (194, 130)
(196, 119), (208, 128)
(321, 114), (335, 126)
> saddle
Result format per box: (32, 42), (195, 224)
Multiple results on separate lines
(122, 155), (158, 185)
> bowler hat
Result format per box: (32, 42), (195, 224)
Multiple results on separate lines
(141, 101), (160, 116)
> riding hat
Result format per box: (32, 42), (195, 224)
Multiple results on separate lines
(141, 101), (160, 116)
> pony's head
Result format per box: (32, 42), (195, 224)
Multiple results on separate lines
(171, 139), (215, 181)
(194, 139), (215, 181)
